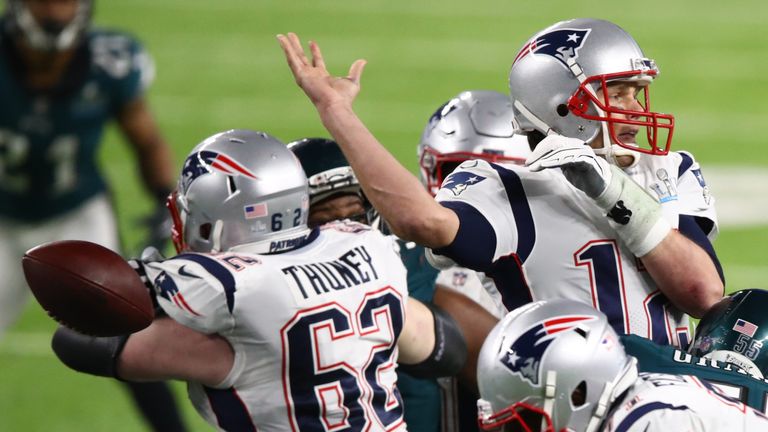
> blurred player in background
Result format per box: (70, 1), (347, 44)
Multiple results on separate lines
(0, 0), (182, 430)
(476, 299), (768, 431)
(417, 89), (529, 431)
(52, 129), (469, 431)
(277, 18), (723, 349)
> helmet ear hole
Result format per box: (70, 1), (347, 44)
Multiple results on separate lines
(556, 104), (570, 117)
(199, 223), (212, 241)
(571, 381), (587, 407)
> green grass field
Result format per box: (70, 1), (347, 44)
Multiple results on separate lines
(1, 0), (767, 430)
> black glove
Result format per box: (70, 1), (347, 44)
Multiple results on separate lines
(139, 200), (173, 252)
(52, 325), (129, 379)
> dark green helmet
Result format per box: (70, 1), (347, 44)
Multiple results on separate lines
(287, 138), (375, 224)
(690, 288), (768, 378)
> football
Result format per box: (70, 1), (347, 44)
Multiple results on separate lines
(22, 240), (155, 336)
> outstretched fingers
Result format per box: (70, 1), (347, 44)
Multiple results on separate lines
(347, 59), (367, 85)
(309, 40), (326, 70)
(277, 33), (304, 75)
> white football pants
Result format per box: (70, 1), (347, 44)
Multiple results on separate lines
(0, 194), (119, 339)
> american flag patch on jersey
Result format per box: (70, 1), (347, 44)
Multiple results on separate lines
(244, 203), (268, 219)
(733, 319), (758, 337)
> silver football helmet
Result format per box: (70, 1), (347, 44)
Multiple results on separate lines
(168, 129), (310, 254)
(418, 90), (531, 196)
(508, 18), (674, 166)
(4, 0), (93, 51)
(477, 299), (638, 432)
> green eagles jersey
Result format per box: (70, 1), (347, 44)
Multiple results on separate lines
(622, 334), (768, 413)
(397, 239), (441, 432)
(0, 24), (153, 221)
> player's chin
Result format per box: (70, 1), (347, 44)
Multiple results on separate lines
(615, 155), (635, 168)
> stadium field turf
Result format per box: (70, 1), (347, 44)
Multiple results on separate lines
(1, 1), (766, 429)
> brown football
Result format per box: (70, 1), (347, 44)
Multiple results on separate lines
(22, 240), (154, 336)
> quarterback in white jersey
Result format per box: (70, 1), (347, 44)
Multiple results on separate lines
(431, 146), (716, 346)
(278, 20), (723, 350)
(476, 300), (768, 432)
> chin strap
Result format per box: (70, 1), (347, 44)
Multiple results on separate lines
(586, 357), (639, 432)
(211, 220), (225, 253)
(542, 370), (558, 431)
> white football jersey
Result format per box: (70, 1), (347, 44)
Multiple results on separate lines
(435, 267), (507, 319)
(604, 373), (768, 431)
(145, 221), (409, 432)
(431, 151), (717, 347)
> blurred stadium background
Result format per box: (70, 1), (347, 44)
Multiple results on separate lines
(1, 0), (766, 429)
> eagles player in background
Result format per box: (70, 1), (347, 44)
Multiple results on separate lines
(417, 89), (529, 431)
(51, 129), (470, 431)
(0, 0), (182, 430)
(277, 18), (723, 348)
(476, 299), (768, 431)
(622, 288), (768, 414)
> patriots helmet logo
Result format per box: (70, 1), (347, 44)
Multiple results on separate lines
(441, 171), (486, 196)
(424, 98), (461, 136)
(501, 315), (596, 385)
(180, 150), (259, 193)
(514, 28), (591, 69)
(154, 271), (201, 316)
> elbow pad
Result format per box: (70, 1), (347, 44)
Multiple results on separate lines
(399, 303), (467, 378)
(51, 326), (129, 379)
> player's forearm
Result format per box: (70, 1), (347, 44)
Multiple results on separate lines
(641, 230), (724, 318)
(118, 318), (234, 387)
(317, 104), (458, 248)
(137, 142), (175, 198)
(398, 299), (436, 364)
(119, 98), (176, 196)
(398, 298), (467, 378)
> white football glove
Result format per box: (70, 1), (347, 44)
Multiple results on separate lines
(127, 246), (166, 289)
(525, 135), (611, 199)
(525, 135), (671, 257)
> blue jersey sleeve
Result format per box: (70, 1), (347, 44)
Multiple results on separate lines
(432, 160), (529, 273)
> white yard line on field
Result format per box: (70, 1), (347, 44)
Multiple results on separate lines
(703, 166), (768, 227)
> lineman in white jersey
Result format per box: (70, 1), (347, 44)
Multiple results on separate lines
(476, 299), (768, 432)
(277, 19), (723, 350)
(418, 89), (531, 320)
(50, 129), (469, 431)
(148, 220), (410, 430)
(417, 90), (529, 431)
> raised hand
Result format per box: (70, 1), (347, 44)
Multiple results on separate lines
(277, 32), (366, 112)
